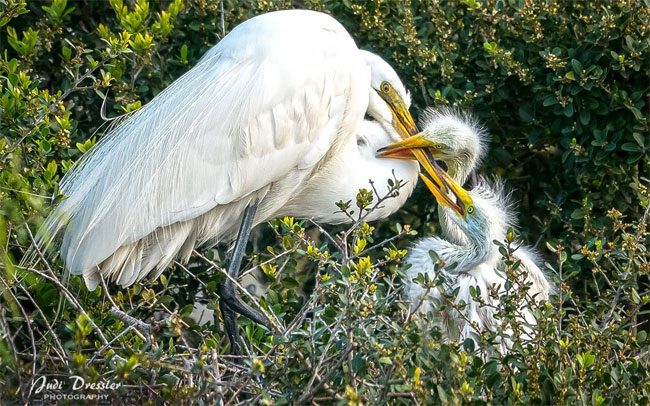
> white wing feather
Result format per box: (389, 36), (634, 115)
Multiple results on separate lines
(41, 10), (370, 289)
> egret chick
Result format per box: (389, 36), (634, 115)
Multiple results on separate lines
(407, 177), (547, 351)
(378, 110), (552, 350)
(377, 108), (552, 299)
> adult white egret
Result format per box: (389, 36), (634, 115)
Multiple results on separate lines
(377, 109), (552, 350)
(37, 10), (448, 353)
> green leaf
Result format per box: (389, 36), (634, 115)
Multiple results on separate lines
(563, 104), (574, 117)
(543, 96), (557, 106)
(632, 132), (645, 148)
(378, 357), (393, 365)
(437, 385), (448, 403)
(571, 59), (583, 73)
(518, 107), (533, 123)
(620, 142), (641, 152)
(626, 105), (643, 120)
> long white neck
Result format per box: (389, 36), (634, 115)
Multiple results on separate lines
(428, 228), (490, 274)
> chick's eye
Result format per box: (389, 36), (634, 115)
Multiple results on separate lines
(467, 206), (475, 214)
(380, 82), (391, 93)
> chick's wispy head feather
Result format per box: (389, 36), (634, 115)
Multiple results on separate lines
(418, 107), (489, 172)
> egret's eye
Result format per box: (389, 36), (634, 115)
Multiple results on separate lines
(466, 206), (475, 215)
(380, 81), (391, 93)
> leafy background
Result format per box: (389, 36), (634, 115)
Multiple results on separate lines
(0, 0), (648, 404)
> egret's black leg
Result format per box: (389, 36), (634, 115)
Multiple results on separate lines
(220, 201), (270, 354)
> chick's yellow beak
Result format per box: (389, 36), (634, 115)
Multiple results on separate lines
(376, 133), (473, 218)
(379, 96), (449, 198)
(421, 165), (473, 218)
(375, 92), (473, 216)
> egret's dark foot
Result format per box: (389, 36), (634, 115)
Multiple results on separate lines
(220, 300), (244, 356)
(219, 279), (272, 357)
(220, 279), (270, 327)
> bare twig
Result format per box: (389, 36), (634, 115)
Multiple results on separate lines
(14, 281), (68, 368)
(602, 203), (650, 327)
(306, 218), (344, 253)
(0, 312), (22, 391)
(220, 0), (226, 38)
(297, 344), (353, 404)
(100, 276), (152, 341)
(23, 227), (115, 354)
(0, 277), (37, 379)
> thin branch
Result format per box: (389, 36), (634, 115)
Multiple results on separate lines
(0, 277), (36, 379)
(296, 344), (353, 404)
(14, 280), (68, 369)
(100, 276), (152, 341)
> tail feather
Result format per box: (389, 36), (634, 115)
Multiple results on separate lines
(73, 195), (259, 290)
(101, 244), (132, 282)
(124, 243), (144, 287)
(116, 245), (139, 287)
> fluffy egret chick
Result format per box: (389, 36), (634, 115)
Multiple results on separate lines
(405, 176), (551, 352)
(378, 109), (552, 350)
(378, 108), (486, 244)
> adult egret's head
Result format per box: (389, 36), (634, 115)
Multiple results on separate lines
(360, 50), (415, 139)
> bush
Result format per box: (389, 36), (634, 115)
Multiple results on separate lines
(0, 0), (648, 403)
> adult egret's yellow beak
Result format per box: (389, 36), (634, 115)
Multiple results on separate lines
(375, 98), (451, 200)
(385, 97), (418, 140)
(375, 133), (432, 158)
(376, 85), (417, 140)
(376, 133), (473, 218)
(375, 132), (448, 202)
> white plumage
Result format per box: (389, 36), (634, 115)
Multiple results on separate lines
(405, 179), (550, 350)
(278, 119), (418, 223)
(381, 109), (553, 350)
(39, 10), (420, 290)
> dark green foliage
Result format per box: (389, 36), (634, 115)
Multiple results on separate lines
(0, 0), (648, 403)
